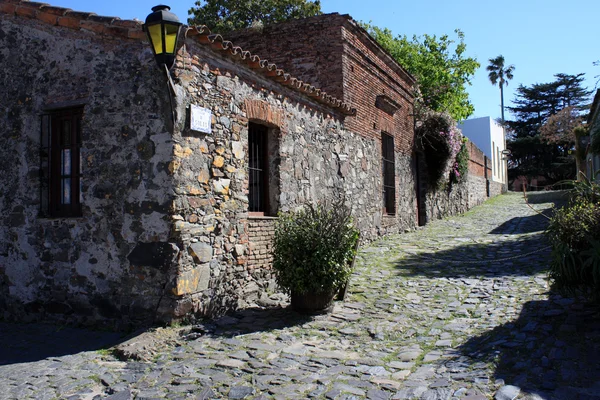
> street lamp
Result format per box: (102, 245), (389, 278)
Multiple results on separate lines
(143, 5), (183, 123)
(143, 5), (182, 71)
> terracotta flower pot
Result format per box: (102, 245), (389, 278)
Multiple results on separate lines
(290, 290), (335, 314)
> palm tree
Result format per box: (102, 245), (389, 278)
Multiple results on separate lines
(487, 55), (515, 123)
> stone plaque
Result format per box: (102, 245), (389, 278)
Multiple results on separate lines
(190, 104), (212, 134)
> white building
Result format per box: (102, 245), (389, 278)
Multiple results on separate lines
(458, 116), (507, 184)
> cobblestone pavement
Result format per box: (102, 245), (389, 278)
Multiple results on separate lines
(2, 191), (600, 400)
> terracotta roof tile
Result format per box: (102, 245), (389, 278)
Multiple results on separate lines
(63, 10), (95, 19)
(1, 0), (355, 115)
(39, 5), (69, 15)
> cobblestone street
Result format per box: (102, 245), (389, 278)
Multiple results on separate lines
(1, 192), (599, 400)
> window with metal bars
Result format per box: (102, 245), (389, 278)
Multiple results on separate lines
(248, 123), (269, 214)
(40, 107), (83, 217)
(382, 132), (396, 215)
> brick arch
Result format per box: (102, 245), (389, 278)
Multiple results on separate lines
(244, 99), (284, 130)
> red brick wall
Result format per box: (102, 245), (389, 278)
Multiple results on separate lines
(228, 14), (416, 155)
(468, 141), (487, 177)
(247, 218), (276, 272)
(227, 14), (347, 99)
(340, 23), (414, 154)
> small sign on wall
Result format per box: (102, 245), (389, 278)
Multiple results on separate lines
(190, 104), (212, 134)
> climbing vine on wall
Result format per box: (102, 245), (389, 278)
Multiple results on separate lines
(415, 109), (466, 186)
(451, 138), (469, 183)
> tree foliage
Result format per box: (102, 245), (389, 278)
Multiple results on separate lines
(487, 55), (515, 88)
(365, 25), (479, 122)
(188, 0), (322, 33)
(540, 106), (582, 144)
(507, 73), (592, 183)
(486, 55), (514, 122)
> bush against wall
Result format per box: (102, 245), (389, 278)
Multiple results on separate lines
(546, 178), (600, 298)
(452, 139), (469, 184)
(415, 109), (467, 187)
(272, 199), (359, 296)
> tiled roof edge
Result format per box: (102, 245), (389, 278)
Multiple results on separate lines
(0, 0), (145, 39)
(0, 0), (355, 115)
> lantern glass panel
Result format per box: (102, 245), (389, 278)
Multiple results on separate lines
(165, 23), (179, 54)
(147, 24), (163, 55)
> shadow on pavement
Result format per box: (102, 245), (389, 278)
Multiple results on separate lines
(394, 233), (551, 279)
(525, 191), (569, 206)
(489, 212), (551, 235)
(456, 295), (600, 399)
(183, 306), (311, 340)
(489, 193), (561, 235)
(395, 192), (557, 278)
(0, 322), (127, 366)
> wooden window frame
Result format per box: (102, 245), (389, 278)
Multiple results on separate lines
(382, 132), (396, 215)
(40, 107), (83, 218)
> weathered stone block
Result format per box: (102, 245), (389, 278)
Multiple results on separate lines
(188, 243), (212, 263)
(231, 141), (244, 159)
(197, 168), (210, 184)
(127, 242), (179, 270)
(174, 144), (193, 158)
(212, 179), (230, 195)
(212, 155), (225, 168)
(234, 244), (245, 257)
(174, 264), (211, 296)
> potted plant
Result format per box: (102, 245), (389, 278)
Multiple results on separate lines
(272, 199), (360, 314)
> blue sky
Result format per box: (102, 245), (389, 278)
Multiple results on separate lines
(48, 0), (599, 121)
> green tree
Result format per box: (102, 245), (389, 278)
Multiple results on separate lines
(486, 55), (514, 123)
(507, 73), (592, 183)
(540, 106), (586, 179)
(188, 0), (322, 33)
(365, 25), (479, 122)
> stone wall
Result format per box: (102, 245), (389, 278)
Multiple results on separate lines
(0, 10), (178, 327)
(0, 3), (505, 326)
(419, 140), (494, 224)
(489, 181), (507, 197)
(162, 39), (419, 319)
(229, 14), (417, 235)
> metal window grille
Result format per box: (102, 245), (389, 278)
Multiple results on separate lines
(382, 132), (396, 215)
(248, 123), (268, 213)
(40, 107), (83, 217)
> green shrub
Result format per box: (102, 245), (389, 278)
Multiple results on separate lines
(569, 173), (600, 203)
(272, 200), (360, 295)
(547, 198), (600, 296)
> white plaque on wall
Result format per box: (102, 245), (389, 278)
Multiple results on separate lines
(190, 104), (212, 134)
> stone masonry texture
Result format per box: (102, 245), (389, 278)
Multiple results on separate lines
(2, 192), (598, 400)
(0, 3), (502, 326)
(0, 4), (175, 328)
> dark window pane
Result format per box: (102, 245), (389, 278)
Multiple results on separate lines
(248, 123), (268, 212)
(62, 149), (71, 176)
(44, 107), (83, 217)
(62, 119), (71, 145)
(382, 132), (396, 215)
(62, 178), (71, 205)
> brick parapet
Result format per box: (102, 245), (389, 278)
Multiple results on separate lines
(227, 14), (415, 155)
(247, 218), (276, 271)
